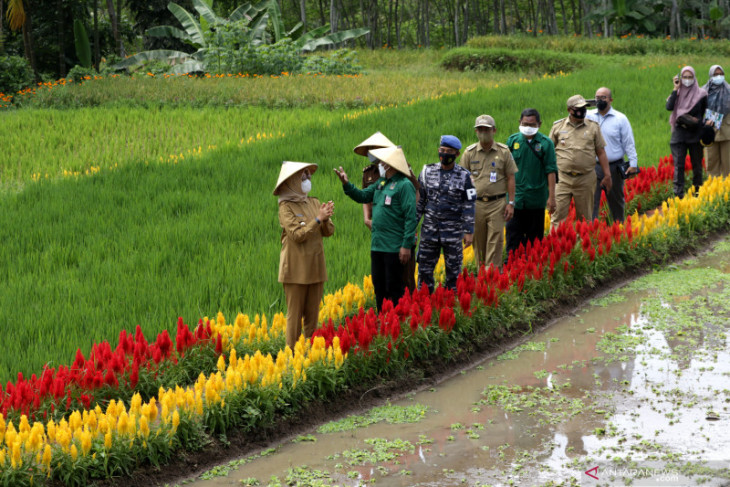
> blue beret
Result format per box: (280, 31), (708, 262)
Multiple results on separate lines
(440, 135), (462, 150)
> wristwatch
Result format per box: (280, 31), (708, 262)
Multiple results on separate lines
(508, 201), (515, 206)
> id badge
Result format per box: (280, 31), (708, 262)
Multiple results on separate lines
(385, 195), (392, 206)
(490, 171), (497, 183)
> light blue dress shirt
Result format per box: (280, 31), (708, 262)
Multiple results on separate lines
(587, 107), (638, 168)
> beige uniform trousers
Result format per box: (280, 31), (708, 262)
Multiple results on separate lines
(705, 140), (730, 177)
(283, 282), (324, 349)
(551, 171), (597, 228)
(474, 199), (506, 269)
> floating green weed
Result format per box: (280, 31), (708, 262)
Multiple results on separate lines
(284, 466), (332, 486)
(342, 438), (414, 465)
(317, 403), (428, 433)
(590, 293), (628, 307)
(497, 341), (547, 361)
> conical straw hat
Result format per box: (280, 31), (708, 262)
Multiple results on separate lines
(368, 146), (411, 177)
(354, 131), (396, 157)
(273, 161), (318, 195)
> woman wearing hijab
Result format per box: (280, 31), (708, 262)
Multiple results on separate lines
(667, 66), (708, 198)
(702, 65), (730, 177)
(274, 161), (335, 349)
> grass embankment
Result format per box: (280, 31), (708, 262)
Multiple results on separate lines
(0, 47), (720, 381)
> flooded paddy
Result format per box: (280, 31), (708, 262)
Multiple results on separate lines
(182, 238), (730, 487)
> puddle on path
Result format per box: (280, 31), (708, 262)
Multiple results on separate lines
(183, 238), (730, 487)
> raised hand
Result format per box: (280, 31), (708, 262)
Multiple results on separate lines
(334, 167), (349, 184)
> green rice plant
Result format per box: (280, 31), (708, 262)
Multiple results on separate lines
(0, 52), (720, 382)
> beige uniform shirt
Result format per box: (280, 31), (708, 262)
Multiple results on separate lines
(278, 198), (334, 284)
(459, 142), (518, 198)
(549, 118), (606, 174)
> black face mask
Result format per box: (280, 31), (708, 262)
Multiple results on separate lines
(439, 152), (457, 166)
(596, 100), (609, 111)
(571, 107), (587, 119)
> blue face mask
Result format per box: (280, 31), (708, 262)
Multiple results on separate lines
(712, 75), (725, 85)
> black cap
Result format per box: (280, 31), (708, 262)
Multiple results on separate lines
(700, 125), (716, 146)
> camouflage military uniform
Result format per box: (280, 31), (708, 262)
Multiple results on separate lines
(416, 163), (476, 292)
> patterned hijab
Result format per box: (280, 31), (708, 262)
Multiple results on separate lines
(670, 66), (707, 126)
(703, 64), (730, 115)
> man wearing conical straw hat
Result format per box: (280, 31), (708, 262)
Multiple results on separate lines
(335, 147), (418, 311)
(354, 132), (419, 293)
(274, 161), (335, 349)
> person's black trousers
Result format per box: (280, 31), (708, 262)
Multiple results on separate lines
(505, 207), (546, 261)
(371, 251), (406, 311)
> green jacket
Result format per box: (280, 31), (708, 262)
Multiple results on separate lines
(343, 173), (417, 253)
(506, 132), (558, 210)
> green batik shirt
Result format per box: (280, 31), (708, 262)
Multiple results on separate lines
(506, 131), (558, 210)
(343, 173), (417, 253)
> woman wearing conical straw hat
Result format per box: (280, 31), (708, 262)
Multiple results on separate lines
(335, 146), (418, 311)
(274, 161), (335, 349)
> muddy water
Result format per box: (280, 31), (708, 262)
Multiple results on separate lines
(185, 239), (730, 487)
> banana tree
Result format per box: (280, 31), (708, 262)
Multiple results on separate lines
(116, 0), (369, 74)
(116, 0), (270, 73)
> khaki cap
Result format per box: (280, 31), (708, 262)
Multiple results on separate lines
(273, 161), (318, 195)
(474, 114), (495, 128)
(368, 146), (411, 177)
(567, 94), (588, 108)
(354, 131), (396, 157)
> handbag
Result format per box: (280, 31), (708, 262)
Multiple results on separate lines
(676, 113), (701, 131)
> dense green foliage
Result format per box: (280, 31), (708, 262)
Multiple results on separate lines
(0, 46), (722, 382)
(0, 55), (34, 94)
(440, 47), (587, 73)
(468, 34), (730, 56)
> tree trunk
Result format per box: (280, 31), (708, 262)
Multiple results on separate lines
(548, 0), (558, 34)
(454, 0), (459, 45)
(395, 0), (400, 48)
(580, 0), (592, 36)
(57, 0), (65, 77)
(0, 0), (4, 54)
(511, 0), (523, 31)
(424, 0), (431, 47)
(300, 0), (306, 31)
(22, 2), (38, 80)
(463, 0), (469, 44)
(557, 0), (567, 34)
(493, 0), (499, 33)
(500, 0), (507, 33)
(106, 0), (121, 57)
(330, 0), (338, 33)
(669, 0), (678, 38)
(93, 0), (100, 69)
(317, 0), (326, 26)
(385, 0), (393, 47)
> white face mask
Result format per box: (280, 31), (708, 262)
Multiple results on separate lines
(682, 78), (694, 88)
(712, 75), (725, 85)
(301, 179), (312, 194)
(368, 153), (378, 163)
(519, 125), (539, 137)
(378, 163), (387, 178)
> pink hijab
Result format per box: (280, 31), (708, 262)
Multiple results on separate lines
(669, 66), (707, 127)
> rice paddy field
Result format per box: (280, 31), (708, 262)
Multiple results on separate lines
(0, 44), (718, 383)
